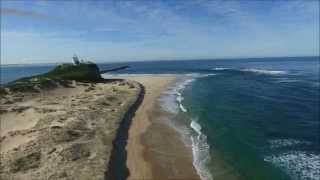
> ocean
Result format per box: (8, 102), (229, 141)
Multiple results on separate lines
(2, 57), (319, 180)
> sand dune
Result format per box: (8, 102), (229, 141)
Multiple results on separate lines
(0, 80), (141, 180)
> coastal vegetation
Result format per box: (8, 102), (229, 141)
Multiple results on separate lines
(1, 63), (102, 93)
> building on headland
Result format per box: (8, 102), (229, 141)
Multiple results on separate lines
(72, 55), (93, 65)
(72, 54), (80, 65)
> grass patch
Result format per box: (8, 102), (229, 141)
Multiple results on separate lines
(2, 63), (103, 93)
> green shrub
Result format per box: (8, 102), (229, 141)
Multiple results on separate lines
(5, 63), (103, 92)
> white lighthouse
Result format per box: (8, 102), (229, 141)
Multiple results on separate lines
(72, 54), (80, 65)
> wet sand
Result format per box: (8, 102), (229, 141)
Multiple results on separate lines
(123, 76), (200, 180)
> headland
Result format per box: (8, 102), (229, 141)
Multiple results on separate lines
(1, 64), (200, 180)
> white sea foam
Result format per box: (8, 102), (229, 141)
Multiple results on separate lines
(159, 77), (194, 114)
(169, 74), (214, 114)
(264, 151), (320, 180)
(159, 90), (179, 114)
(168, 78), (213, 180)
(200, 73), (216, 77)
(185, 73), (216, 78)
(190, 119), (213, 180)
(268, 139), (310, 149)
(158, 76), (214, 180)
(241, 68), (287, 75)
(176, 87), (187, 112)
(173, 78), (195, 113)
(273, 77), (300, 83)
(266, 138), (319, 180)
(212, 67), (231, 71)
(179, 104), (187, 112)
(176, 95), (183, 103)
(190, 120), (202, 135)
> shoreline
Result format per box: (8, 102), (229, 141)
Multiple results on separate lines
(1, 74), (202, 179)
(119, 75), (200, 180)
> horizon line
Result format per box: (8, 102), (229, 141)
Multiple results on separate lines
(1, 55), (319, 66)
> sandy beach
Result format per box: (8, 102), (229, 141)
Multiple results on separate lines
(123, 76), (200, 180)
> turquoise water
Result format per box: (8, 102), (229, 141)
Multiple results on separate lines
(105, 57), (319, 180)
(2, 57), (319, 180)
(182, 69), (319, 180)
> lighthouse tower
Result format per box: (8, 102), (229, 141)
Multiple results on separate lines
(72, 54), (80, 65)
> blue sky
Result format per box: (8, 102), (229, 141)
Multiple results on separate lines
(1, 0), (319, 64)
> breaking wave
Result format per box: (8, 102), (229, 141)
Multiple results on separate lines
(190, 119), (213, 180)
(264, 151), (320, 180)
(159, 75), (213, 180)
(273, 78), (300, 83)
(211, 67), (288, 76)
(159, 77), (194, 114)
(212, 67), (232, 71)
(265, 138), (319, 180)
(240, 68), (287, 75)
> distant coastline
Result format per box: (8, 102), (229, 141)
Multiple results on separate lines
(2, 56), (319, 85)
(2, 56), (318, 66)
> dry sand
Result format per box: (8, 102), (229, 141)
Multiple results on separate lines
(0, 80), (141, 180)
(123, 76), (200, 180)
(1, 76), (201, 180)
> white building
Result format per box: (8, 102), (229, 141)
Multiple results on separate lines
(72, 55), (80, 65)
